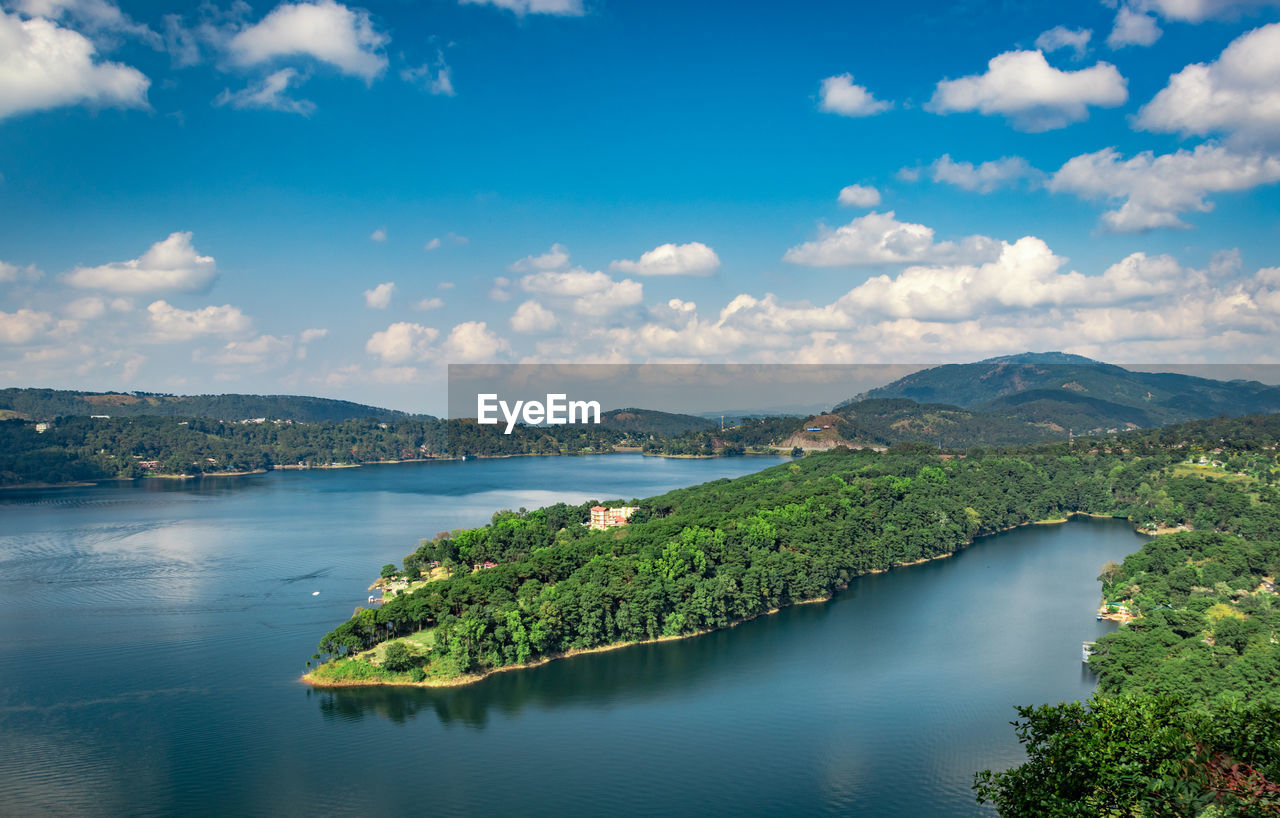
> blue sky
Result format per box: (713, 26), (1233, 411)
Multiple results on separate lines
(2, 0), (1280, 412)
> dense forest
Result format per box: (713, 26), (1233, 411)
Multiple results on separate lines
(305, 412), (1280, 814)
(0, 409), (735, 486)
(0, 388), (416, 423)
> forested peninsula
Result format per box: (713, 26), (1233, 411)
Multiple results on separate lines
(306, 413), (1280, 813)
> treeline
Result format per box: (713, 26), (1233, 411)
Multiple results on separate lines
(0, 415), (664, 485)
(0, 388), (414, 423)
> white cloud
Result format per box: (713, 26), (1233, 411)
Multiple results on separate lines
(817, 73), (891, 117)
(147, 300), (251, 341)
(63, 296), (106, 320)
(14, 0), (160, 45)
(1107, 6), (1162, 47)
(197, 333), (292, 366)
(300, 327), (328, 343)
(1131, 0), (1280, 22)
(364, 281), (395, 309)
(369, 226), (386, 241)
(518, 268), (617, 297)
(442, 321), (508, 362)
(412, 297), (444, 311)
(609, 242), (720, 277)
(425, 233), (467, 251)
(365, 321), (438, 363)
(214, 67), (314, 115)
(0, 260), (41, 282)
(510, 300), (557, 333)
(930, 154), (1045, 193)
(837, 184), (881, 208)
(1036, 26), (1092, 58)
(0, 10), (149, 120)
(458, 0), (584, 16)
(227, 0), (388, 81)
(1049, 144), (1280, 231)
(782, 211), (1002, 268)
(509, 243), (570, 272)
(66, 232), (217, 294)
(401, 50), (455, 96)
(490, 276), (512, 302)
(836, 240), (1189, 321)
(1136, 22), (1280, 146)
(927, 50), (1127, 131)
(0, 308), (52, 344)
(519, 268), (643, 314)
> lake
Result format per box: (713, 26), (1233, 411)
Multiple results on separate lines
(0, 454), (1145, 816)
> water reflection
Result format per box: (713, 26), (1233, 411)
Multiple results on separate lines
(315, 601), (840, 727)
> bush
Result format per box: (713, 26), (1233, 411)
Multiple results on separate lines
(382, 641), (414, 672)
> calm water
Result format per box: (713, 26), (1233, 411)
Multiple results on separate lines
(0, 455), (1145, 816)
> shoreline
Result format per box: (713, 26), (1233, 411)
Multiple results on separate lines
(301, 594), (834, 690)
(5, 450), (788, 491)
(304, 514), (1138, 691)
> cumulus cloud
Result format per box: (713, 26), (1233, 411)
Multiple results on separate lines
(0, 260), (42, 282)
(300, 327), (328, 343)
(458, 0), (584, 16)
(1108, 6), (1162, 47)
(227, 0), (388, 81)
(365, 321), (438, 362)
(0, 308), (52, 344)
(66, 232), (217, 294)
(441, 321), (508, 362)
(1130, 0), (1280, 22)
(1048, 144), (1280, 231)
(1036, 26), (1092, 58)
(147, 300), (250, 340)
(609, 242), (720, 276)
(817, 73), (891, 117)
(927, 50), (1127, 131)
(837, 184), (881, 208)
(424, 238), (441, 250)
(782, 211), (1001, 268)
(364, 281), (395, 309)
(63, 296), (107, 320)
(197, 333), (293, 366)
(509, 243), (570, 272)
(214, 68), (314, 115)
(929, 154), (1045, 193)
(576, 236), (1280, 364)
(412, 297), (444, 311)
(835, 239), (1184, 321)
(510, 300), (557, 333)
(369, 226), (386, 241)
(1136, 22), (1280, 146)
(519, 269), (643, 314)
(0, 10), (149, 120)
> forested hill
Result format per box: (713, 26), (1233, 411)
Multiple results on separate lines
(853, 352), (1280, 433)
(0, 388), (419, 424)
(600, 408), (714, 435)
